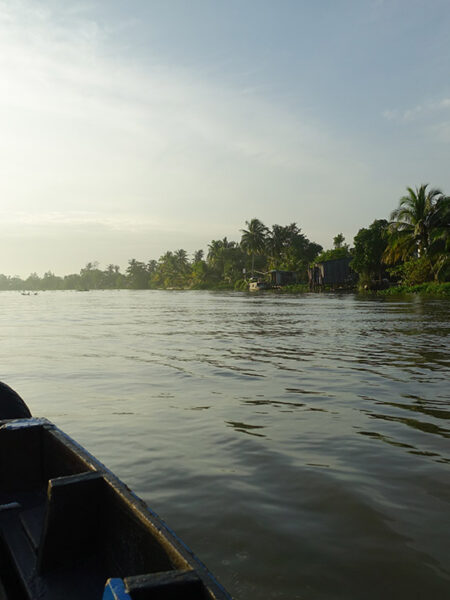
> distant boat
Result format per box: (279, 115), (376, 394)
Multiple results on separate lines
(248, 280), (270, 291)
(0, 383), (231, 600)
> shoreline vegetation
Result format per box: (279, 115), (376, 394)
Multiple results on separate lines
(1, 184), (448, 296)
(375, 282), (450, 296)
(5, 282), (450, 296)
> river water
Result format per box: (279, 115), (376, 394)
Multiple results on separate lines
(0, 290), (449, 599)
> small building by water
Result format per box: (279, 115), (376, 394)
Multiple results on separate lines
(308, 257), (356, 289)
(269, 270), (297, 286)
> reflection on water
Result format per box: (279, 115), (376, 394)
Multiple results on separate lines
(226, 420), (267, 438)
(0, 290), (449, 599)
(366, 410), (450, 437)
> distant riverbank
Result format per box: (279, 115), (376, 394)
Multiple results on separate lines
(375, 282), (450, 296)
(233, 282), (450, 295)
(5, 281), (450, 295)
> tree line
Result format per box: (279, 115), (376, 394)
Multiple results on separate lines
(1, 184), (448, 291)
(0, 223), (322, 291)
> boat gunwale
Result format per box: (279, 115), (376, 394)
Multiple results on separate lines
(0, 417), (232, 599)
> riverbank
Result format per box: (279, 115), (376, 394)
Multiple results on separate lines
(376, 282), (450, 296)
(257, 281), (450, 296)
(7, 281), (450, 296)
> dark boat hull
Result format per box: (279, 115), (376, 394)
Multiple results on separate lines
(0, 409), (231, 599)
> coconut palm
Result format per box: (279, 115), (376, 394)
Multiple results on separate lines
(126, 259), (149, 289)
(427, 194), (450, 280)
(193, 249), (204, 263)
(207, 238), (242, 283)
(174, 249), (189, 267)
(240, 219), (267, 275)
(384, 184), (448, 263)
(207, 238), (235, 263)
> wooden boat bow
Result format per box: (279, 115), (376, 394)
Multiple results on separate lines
(0, 387), (231, 600)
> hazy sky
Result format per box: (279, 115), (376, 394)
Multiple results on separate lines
(1, 0), (449, 277)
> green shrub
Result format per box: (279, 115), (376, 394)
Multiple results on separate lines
(378, 282), (450, 296)
(388, 256), (433, 286)
(234, 279), (248, 291)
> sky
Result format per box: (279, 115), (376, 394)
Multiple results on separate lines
(0, 0), (449, 277)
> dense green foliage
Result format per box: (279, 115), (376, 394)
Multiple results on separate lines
(1, 185), (448, 293)
(351, 220), (389, 285)
(387, 256), (434, 286)
(384, 184), (449, 281)
(377, 282), (450, 296)
(352, 184), (449, 291)
(267, 223), (322, 273)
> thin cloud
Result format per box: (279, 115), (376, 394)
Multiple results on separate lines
(435, 98), (450, 109)
(0, 0), (369, 223)
(3, 0), (444, 276)
(383, 97), (450, 122)
(0, 210), (165, 232)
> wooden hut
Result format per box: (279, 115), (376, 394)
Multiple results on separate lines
(308, 257), (356, 289)
(269, 270), (296, 286)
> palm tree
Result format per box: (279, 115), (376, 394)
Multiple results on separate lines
(126, 259), (148, 289)
(240, 219), (267, 275)
(427, 194), (450, 280)
(174, 249), (188, 266)
(193, 249), (204, 263)
(385, 184), (448, 263)
(207, 238), (233, 263)
(333, 233), (345, 249)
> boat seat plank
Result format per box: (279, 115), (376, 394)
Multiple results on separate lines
(38, 471), (104, 574)
(0, 512), (37, 599)
(20, 502), (47, 552)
